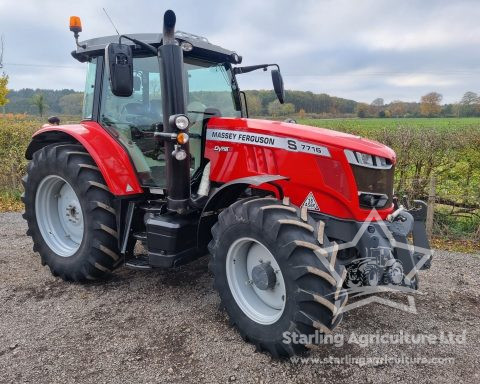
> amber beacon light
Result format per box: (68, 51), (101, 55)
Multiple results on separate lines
(69, 16), (82, 33)
(69, 16), (85, 49)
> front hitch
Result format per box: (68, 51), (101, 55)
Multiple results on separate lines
(408, 200), (433, 270)
(389, 200), (432, 279)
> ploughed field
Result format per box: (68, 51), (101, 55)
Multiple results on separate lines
(0, 212), (479, 383)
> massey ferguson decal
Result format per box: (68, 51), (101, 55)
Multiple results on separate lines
(206, 129), (331, 157)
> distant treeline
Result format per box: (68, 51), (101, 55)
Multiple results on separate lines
(5, 88), (480, 119)
(245, 91), (480, 118)
(244, 90), (357, 117)
(5, 88), (359, 117)
(4, 89), (83, 116)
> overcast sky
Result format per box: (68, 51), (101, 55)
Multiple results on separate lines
(1, 0), (480, 103)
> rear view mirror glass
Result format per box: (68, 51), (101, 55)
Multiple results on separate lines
(105, 43), (133, 97)
(271, 69), (285, 104)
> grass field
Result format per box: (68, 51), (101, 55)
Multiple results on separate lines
(1, 114), (478, 249)
(298, 117), (480, 133)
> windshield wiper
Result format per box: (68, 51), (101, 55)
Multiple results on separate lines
(119, 35), (157, 55)
(188, 110), (219, 116)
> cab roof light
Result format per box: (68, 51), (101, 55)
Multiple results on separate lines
(69, 16), (82, 34)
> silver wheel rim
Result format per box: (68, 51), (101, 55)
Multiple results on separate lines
(226, 237), (286, 325)
(35, 175), (84, 257)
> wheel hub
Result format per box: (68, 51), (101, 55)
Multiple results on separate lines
(226, 237), (286, 325)
(35, 175), (84, 257)
(66, 204), (80, 223)
(251, 262), (276, 290)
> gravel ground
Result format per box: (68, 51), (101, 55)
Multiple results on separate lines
(0, 212), (479, 384)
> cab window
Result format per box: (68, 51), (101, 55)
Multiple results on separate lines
(82, 58), (97, 120)
(99, 55), (240, 188)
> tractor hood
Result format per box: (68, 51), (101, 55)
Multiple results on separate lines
(207, 117), (396, 163)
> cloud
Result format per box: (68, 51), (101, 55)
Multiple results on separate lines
(1, 0), (480, 103)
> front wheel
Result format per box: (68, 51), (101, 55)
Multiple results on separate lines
(22, 144), (121, 281)
(208, 197), (348, 357)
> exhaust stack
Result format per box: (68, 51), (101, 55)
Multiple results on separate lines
(159, 10), (191, 213)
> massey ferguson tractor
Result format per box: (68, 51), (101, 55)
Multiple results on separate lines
(22, 10), (432, 357)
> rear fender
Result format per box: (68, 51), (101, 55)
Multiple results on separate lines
(25, 121), (143, 196)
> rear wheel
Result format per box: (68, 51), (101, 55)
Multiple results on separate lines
(22, 144), (121, 281)
(209, 197), (348, 357)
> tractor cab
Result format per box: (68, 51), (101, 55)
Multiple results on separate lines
(74, 32), (244, 189)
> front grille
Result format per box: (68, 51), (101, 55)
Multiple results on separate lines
(351, 165), (394, 209)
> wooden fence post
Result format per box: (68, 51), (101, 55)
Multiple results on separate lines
(426, 176), (436, 240)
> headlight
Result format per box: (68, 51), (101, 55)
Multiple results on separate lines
(358, 192), (389, 208)
(357, 152), (373, 166)
(180, 41), (193, 52)
(169, 114), (190, 130)
(172, 145), (188, 161)
(174, 149), (187, 161)
(345, 149), (391, 169)
(175, 115), (189, 130)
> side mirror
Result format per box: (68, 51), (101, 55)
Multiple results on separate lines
(105, 43), (133, 97)
(271, 69), (285, 104)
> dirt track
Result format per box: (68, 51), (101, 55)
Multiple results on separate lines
(0, 212), (479, 383)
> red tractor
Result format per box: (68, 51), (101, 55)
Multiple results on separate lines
(22, 11), (431, 357)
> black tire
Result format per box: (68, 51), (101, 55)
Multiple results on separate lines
(22, 144), (121, 282)
(208, 196), (348, 357)
(362, 264), (380, 286)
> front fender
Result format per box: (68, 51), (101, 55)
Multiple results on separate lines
(26, 121), (143, 196)
(196, 174), (288, 251)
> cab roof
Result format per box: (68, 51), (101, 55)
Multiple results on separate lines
(72, 32), (240, 64)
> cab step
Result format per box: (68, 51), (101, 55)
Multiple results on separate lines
(125, 255), (151, 270)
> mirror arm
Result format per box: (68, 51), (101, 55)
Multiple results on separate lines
(233, 63), (279, 75)
(119, 35), (158, 55)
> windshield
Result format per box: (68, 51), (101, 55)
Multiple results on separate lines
(99, 55), (241, 187)
(185, 59), (241, 117)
